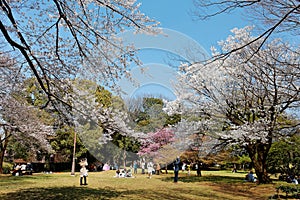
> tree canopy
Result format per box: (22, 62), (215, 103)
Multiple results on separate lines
(166, 26), (300, 183)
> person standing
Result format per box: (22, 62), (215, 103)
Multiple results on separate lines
(80, 165), (88, 185)
(186, 163), (191, 176)
(196, 161), (202, 177)
(147, 161), (154, 179)
(182, 162), (186, 172)
(133, 160), (138, 174)
(141, 158), (146, 174)
(79, 158), (88, 185)
(173, 156), (180, 183)
(155, 162), (161, 175)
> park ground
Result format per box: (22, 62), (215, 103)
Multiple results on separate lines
(0, 170), (298, 200)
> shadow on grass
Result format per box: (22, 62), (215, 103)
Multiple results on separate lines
(0, 174), (51, 184)
(161, 175), (243, 183)
(0, 186), (121, 200)
(118, 187), (223, 200)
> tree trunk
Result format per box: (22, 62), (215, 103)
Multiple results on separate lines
(247, 143), (272, 184)
(123, 149), (126, 168)
(0, 149), (4, 174)
(0, 136), (9, 174)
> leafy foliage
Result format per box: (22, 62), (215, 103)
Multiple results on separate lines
(276, 185), (300, 199)
(267, 135), (300, 176)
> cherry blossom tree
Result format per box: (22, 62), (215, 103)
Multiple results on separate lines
(167, 26), (300, 183)
(0, 91), (53, 173)
(138, 128), (174, 157)
(0, 0), (157, 109)
(0, 1), (158, 168)
(0, 54), (52, 173)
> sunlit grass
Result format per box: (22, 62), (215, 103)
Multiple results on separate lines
(0, 170), (286, 200)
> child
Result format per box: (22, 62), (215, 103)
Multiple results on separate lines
(80, 165), (88, 185)
(79, 158), (88, 185)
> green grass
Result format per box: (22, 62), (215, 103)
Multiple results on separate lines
(0, 170), (289, 200)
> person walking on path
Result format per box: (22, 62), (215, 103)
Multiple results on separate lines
(173, 156), (180, 183)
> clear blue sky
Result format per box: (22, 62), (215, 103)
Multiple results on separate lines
(118, 0), (250, 100)
(139, 0), (249, 52)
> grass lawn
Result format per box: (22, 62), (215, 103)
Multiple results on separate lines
(0, 170), (292, 200)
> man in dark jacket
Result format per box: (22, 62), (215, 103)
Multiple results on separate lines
(173, 156), (180, 183)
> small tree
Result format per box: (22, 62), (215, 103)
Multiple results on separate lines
(138, 128), (175, 161)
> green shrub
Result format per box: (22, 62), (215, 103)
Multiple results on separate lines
(276, 185), (300, 198)
(2, 162), (13, 174)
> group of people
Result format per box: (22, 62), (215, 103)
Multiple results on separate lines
(114, 168), (134, 178)
(12, 163), (33, 176)
(139, 159), (162, 176)
(285, 175), (300, 184)
(113, 156), (197, 183)
(112, 160), (159, 179)
(181, 160), (203, 177)
(174, 157), (204, 182)
(78, 156), (200, 185)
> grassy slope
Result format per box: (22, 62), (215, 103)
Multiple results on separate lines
(0, 170), (287, 200)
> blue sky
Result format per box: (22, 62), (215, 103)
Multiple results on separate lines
(118, 0), (250, 100)
(139, 0), (249, 52)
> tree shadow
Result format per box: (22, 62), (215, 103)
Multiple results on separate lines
(0, 186), (121, 200)
(161, 175), (244, 183)
(269, 194), (300, 199)
(118, 187), (223, 200)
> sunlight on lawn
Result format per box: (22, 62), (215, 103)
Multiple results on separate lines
(0, 170), (284, 200)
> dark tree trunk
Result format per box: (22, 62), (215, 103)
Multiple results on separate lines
(247, 143), (272, 184)
(0, 150), (4, 174)
(0, 137), (9, 174)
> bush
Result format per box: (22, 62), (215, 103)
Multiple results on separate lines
(276, 185), (300, 199)
(2, 162), (13, 174)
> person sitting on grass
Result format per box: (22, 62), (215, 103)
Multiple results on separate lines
(126, 168), (133, 177)
(114, 168), (120, 177)
(119, 169), (126, 177)
(13, 163), (22, 176)
(245, 171), (257, 182)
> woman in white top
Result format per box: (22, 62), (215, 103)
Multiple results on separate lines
(147, 161), (154, 179)
(80, 166), (88, 185)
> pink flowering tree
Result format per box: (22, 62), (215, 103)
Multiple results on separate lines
(138, 128), (175, 162)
